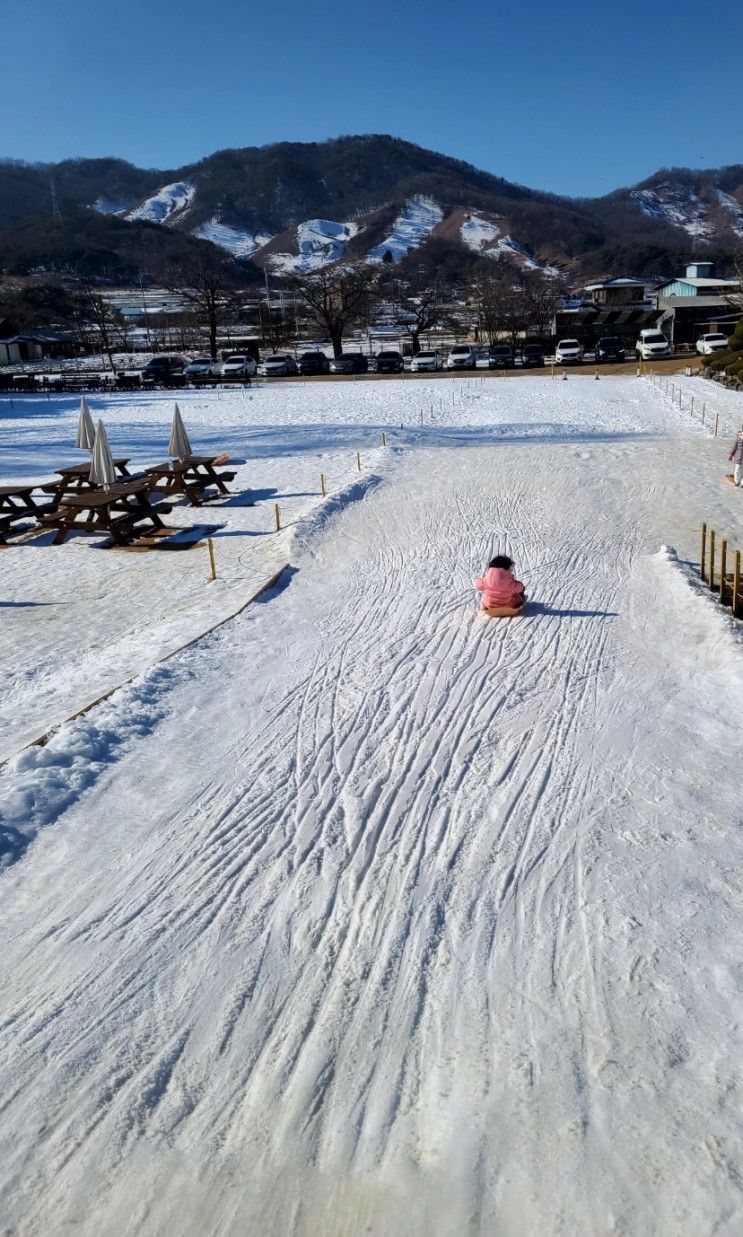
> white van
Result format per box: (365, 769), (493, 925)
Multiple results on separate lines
(635, 330), (671, 361)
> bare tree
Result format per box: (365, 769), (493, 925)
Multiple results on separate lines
(521, 269), (566, 337)
(386, 271), (449, 354)
(284, 263), (379, 358)
(472, 271), (523, 346)
(162, 258), (243, 360)
(74, 285), (123, 371)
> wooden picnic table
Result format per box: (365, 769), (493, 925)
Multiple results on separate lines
(0, 484), (45, 513)
(145, 455), (236, 506)
(41, 459), (133, 511)
(38, 478), (172, 546)
(55, 458), (132, 487)
(0, 483), (55, 544)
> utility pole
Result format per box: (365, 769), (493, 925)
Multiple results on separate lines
(49, 177), (62, 229)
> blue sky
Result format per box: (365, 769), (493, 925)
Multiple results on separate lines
(4, 0), (742, 196)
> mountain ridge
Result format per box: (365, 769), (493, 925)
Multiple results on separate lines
(1, 135), (741, 282)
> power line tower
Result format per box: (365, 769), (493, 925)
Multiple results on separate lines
(49, 177), (62, 229)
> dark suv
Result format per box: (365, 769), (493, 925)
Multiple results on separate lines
(488, 344), (515, 368)
(520, 343), (545, 368)
(142, 355), (187, 385)
(374, 351), (404, 374)
(330, 353), (369, 375)
(298, 351), (330, 376)
(594, 336), (626, 363)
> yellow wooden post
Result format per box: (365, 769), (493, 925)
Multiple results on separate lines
(381, 430), (386, 446)
(714, 412), (719, 437)
(356, 451), (361, 471)
(709, 530), (716, 591)
(734, 550), (741, 619)
(274, 502), (281, 532)
(550, 363), (555, 379)
(700, 522), (707, 581)
(720, 539), (728, 603)
(320, 473), (326, 496)
(207, 536), (217, 582)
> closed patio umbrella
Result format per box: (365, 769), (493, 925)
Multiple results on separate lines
(90, 419), (117, 490)
(75, 395), (96, 451)
(168, 402), (193, 460)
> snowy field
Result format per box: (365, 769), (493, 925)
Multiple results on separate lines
(1, 375), (743, 1235)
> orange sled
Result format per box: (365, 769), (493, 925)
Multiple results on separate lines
(481, 604), (525, 618)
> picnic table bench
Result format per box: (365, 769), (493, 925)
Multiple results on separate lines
(38, 479), (173, 546)
(145, 456), (236, 506)
(0, 484), (56, 544)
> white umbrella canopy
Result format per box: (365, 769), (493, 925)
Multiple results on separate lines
(168, 403), (193, 461)
(75, 395), (96, 451)
(90, 419), (117, 489)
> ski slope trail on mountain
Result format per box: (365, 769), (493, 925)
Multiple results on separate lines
(1, 440), (742, 1236)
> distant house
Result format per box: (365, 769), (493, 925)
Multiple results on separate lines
(0, 317), (71, 365)
(656, 262), (741, 345)
(581, 277), (655, 307)
(553, 277), (658, 346)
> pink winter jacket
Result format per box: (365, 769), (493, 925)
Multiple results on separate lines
(475, 566), (525, 608)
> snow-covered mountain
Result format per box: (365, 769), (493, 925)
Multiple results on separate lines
(267, 218), (359, 273)
(126, 180), (196, 224)
(1, 136), (742, 282)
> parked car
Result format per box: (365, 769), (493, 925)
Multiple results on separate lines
(520, 343), (545, 368)
(488, 344), (515, 369)
(329, 353), (369, 374)
(594, 336), (626, 364)
(374, 350), (404, 374)
(259, 354), (298, 377)
(635, 330), (671, 361)
(222, 353), (257, 378)
(555, 339), (584, 365)
(446, 344), (479, 370)
(410, 350), (443, 372)
(184, 357), (218, 379)
(141, 355), (187, 385)
(298, 351), (330, 375)
(696, 333), (729, 356)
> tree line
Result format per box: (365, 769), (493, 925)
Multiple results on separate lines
(1, 250), (567, 365)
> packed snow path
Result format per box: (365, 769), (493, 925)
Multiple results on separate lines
(1, 440), (742, 1234)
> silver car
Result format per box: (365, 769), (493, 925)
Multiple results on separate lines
(411, 350), (443, 372)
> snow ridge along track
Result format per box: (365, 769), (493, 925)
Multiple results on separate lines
(1, 439), (742, 1235)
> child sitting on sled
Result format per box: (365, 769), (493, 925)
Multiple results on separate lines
(475, 555), (526, 611)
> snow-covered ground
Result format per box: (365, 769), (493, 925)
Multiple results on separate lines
(192, 217), (274, 258)
(632, 183), (715, 239)
(368, 196), (444, 261)
(269, 218), (360, 273)
(1, 375), (742, 1235)
(126, 181), (196, 224)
